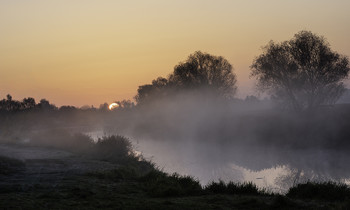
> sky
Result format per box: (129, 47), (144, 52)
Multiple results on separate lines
(1, 0), (350, 107)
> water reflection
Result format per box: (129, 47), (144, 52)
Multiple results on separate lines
(132, 139), (350, 193)
(86, 129), (350, 193)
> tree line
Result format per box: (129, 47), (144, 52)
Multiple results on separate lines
(1, 31), (349, 112)
(135, 31), (350, 111)
(0, 94), (56, 112)
(0, 95), (136, 113)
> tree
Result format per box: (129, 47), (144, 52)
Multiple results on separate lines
(135, 77), (169, 104)
(169, 51), (237, 98)
(37, 99), (57, 111)
(251, 31), (350, 111)
(99, 103), (109, 111)
(135, 51), (237, 104)
(117, 100), (135, 109)
(0, 94), (21, 111)
(22, 97), (36, 110)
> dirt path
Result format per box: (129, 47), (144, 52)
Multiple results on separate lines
(0, 144), (117, 188)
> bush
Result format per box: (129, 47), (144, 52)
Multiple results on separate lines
(94, 135), (135, 163)
(287, 182), (350, 202)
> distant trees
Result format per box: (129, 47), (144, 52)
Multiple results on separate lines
(0, 94), (28, 112)
(2, 31), (349, 110)
(98, 100), (135, 111)
(251, 31), (350, 111)
(59, 105), (77, 112)
(37, 99), (57, 111)
(22, 97), (36, 110)
(0, 95), (57, 112)
(135, 51), (237, 104)
(117, 100), (135, 109)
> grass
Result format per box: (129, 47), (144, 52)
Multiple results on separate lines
(204, 180), (270, 196)
(139, 171), (202, 197)
(1, 135), (350, 209)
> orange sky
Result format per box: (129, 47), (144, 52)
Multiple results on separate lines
(1, 0), (350, 107)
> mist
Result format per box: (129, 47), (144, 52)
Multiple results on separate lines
(1, 45), (350, 197)
(94, 91), (348, 191)
(2, 89), (348, 193)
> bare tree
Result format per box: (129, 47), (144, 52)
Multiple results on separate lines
(251, 31), (350, 111)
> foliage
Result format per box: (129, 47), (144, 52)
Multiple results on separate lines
(94, 135), (135, 163)
(135, 77), (170, 104)
(169, 51), (237, 98)
(251, 31), (350, 111)
(287, 181), (350, 202)
(135, 51), (237, 104)
(0, 94), (57, 112)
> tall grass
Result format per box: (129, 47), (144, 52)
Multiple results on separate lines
(205, 180), (270, 196)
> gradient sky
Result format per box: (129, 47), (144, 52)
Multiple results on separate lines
(1, 0), (350, 107)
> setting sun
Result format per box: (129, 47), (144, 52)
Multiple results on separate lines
(108, 102), (119, 110)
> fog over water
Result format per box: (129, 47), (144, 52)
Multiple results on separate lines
(2, 91), (350, 193)
(89, 92), (350, 192)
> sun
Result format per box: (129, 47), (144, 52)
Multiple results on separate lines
(108, 102), (119, 110)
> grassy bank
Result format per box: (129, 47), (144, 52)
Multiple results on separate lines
(1, 135), (350, 209)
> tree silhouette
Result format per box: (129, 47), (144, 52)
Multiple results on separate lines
(135, 51), (237, 104)
(22, 97), (36, 110)
(117, 100), (135, 109)
(135, 77), (169, 104)
(251, 31), (350, 111)
(169, 51), (237, 98)
(0, 94), (21, 111)
(37, 99), (57, 110)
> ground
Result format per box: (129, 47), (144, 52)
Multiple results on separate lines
(0, 143), (348, 209)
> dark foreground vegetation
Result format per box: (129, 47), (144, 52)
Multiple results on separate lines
(1, 135), (350, 209)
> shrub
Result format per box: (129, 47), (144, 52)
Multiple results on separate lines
(94, 135), (135, 163)
(205, 180), (227, 194)
(286, 181), (350, 202)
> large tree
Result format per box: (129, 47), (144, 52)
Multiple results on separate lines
(169, 51), (237, 98)
(251, 31), (350, 111)
(135, 51), (237, 104)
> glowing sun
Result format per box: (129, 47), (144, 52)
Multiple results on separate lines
(108, 102), (119, 110)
